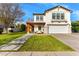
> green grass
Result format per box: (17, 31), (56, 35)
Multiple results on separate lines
(0, 32), (26, 46)
(18, 35), (74, 51)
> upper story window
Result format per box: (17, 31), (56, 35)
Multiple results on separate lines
(40, 16), (43, 21)
(57, 13), (60, 19)
(36, 15), (43, 21)
(61, 13), (64, 19)
(52, 12), (64, 20)
(36, 16), (39, 21)
(52, 13), (56, 19)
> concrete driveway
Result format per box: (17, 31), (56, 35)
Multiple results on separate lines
(53, 33), (79, 52)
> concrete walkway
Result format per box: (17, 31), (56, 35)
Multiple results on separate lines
(0, 34), (33, 50)
(53, 34), (79, 52)
(0, 51), (79, 56)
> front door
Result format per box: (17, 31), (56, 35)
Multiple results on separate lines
(38, 26), (41, 31)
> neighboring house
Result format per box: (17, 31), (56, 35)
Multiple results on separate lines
(0, 25), (16, 33)
(26, 5), (72, 34)
(0, 25), (4, 28)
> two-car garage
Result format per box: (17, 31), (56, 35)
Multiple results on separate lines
(48, 24), (69, 33)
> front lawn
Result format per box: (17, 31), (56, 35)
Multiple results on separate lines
(18, 35), (74, 51)
(0, 32), (26, 46)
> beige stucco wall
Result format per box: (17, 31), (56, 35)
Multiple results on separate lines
(44, 7), (71, 25)
(33, 7), (71, 33)
(34, 25), (44, 33)
(44, 7), (71, 33)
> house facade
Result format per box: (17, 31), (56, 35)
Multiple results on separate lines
(26, 5), (72, 34)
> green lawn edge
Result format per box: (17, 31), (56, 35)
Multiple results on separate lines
(18, 35), (74, 51)
(0, 32), (26, 46)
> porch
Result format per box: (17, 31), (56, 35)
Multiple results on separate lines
(26, 21), (45, 33)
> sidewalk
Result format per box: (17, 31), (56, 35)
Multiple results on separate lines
(0, 34), (33, 50)
(0, 51), (79, 56)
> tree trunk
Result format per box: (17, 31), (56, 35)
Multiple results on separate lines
(3, 27), (8, 33)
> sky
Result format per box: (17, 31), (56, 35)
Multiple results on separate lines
(20, 3), (79, 24)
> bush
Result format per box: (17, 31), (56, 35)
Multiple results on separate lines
(20, 24), (26, 32)
(0, 28), (3, 34)
(71, 21), (79, 32)
(9, 30), (13, 32)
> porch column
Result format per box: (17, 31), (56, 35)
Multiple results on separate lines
(26, 24), (30, 33)
(26, 23), (32, 33)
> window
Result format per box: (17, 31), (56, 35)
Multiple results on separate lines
(61, 13), (64, 19)
(52, 12), (64, 20)
(38, 26), (41, 30)
(36, 16), (39, 21)
(57, 13), (60, 19)
(52, 13), (56, 19)
(36, 15), (43, 21)
(40, 16), (43, 21)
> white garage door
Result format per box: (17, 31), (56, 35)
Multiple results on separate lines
(48, 25), (68, 33)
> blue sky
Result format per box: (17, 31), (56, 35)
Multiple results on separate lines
(20, 3), (79, 24)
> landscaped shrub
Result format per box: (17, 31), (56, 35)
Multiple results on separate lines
(9, 30), (13, 32)
(20, 24), (26, 32)
(0, 28), (3, 34)
(71, 21), (79, 32)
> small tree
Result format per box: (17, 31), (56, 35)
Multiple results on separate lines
(20, 24), (26, 32)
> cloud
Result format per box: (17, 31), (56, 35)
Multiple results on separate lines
(62, 4), (69, 7)
(73, 10), (79, 15)
(72, 10), (79, 20)
(72, 10), (79, 18)
(62, 5), (69, 8)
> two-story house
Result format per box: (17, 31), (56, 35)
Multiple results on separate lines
(26, 5), (72, 34)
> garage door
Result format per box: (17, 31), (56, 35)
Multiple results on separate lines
(48, 25), (68, 33)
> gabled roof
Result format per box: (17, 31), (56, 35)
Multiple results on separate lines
(45, 5), (72, 13)
(33, 5), (72, 15)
